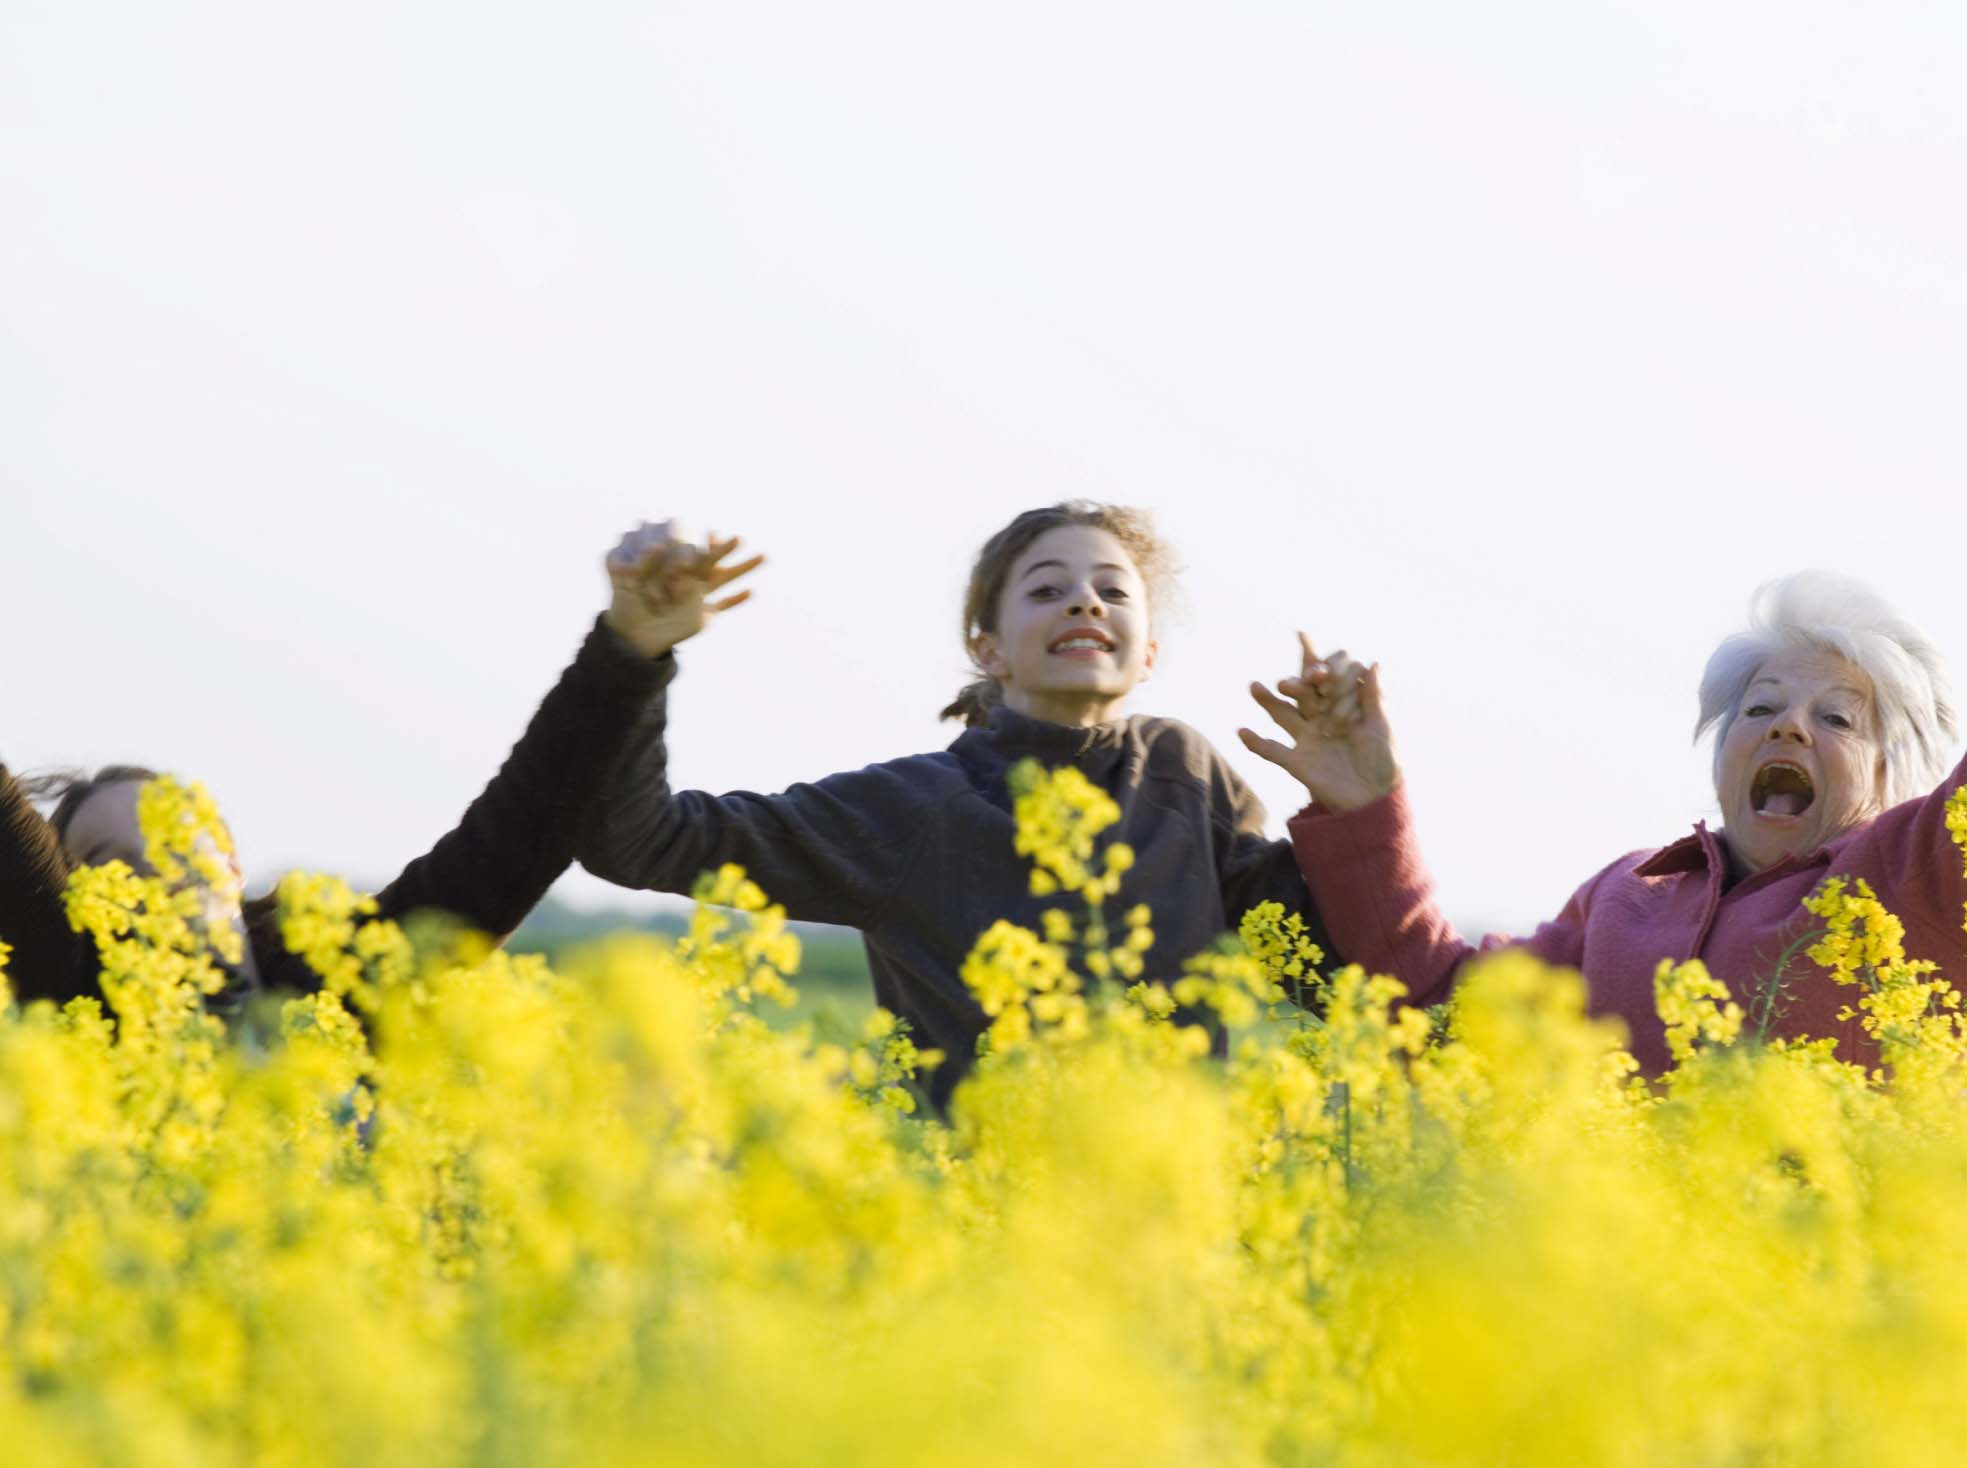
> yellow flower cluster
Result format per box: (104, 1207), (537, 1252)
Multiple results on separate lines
(817, 1005), (944, 1116)
(1010, 759), (1132, 902)
(688, 862), (802, 1011)
(276, 870), (408, 1008)
(135, 779), (240, 910)
(1653, 956), (1744, 1066)
(5, 772), (1967, 1462)
(1804, 874), (1967, 1088)
(968, 761), (1161, 1051)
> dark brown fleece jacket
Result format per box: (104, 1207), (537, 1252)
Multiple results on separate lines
(576, 643), (1339, 1107)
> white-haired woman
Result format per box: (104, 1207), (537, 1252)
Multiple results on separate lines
(1238, 572), (1964, 1073)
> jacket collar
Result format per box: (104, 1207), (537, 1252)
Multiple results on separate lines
(975, 704), (1134, 763)
(1633, 819), (1836, 888)
(1633, 824), (1717, 878)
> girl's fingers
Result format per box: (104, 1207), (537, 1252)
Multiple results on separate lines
(706, 553), (765, 589)
(1359, 663), (1387, 722)
(1298, 631), (1320, 678)
(610, 522), (742, 599)
(1236, 727), (1295, 770)
(1277, 676), (1323, 721)
(1248, 681), (1307, 732)
(707, 589), (752, 614)
(1282, 672), (1343, 699)
(1281, 672), (1351, 714)
(1299, 644), (1357, 692)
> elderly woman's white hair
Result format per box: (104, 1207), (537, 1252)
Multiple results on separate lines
(1697, 571), (1959, 810)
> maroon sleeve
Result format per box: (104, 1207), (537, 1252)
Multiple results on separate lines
(1840, 748), (1967, 941)
(1285, 781), (1590, 1007)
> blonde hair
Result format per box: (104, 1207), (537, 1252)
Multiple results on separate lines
(940, 502), (1177, 726)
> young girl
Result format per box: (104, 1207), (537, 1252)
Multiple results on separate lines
(582, 503), (1337, 1105)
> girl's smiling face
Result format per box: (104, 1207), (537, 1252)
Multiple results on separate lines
(974, 525), (1156, 727)
(1716, 646), (1887, 874)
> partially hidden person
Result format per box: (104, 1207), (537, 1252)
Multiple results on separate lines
(2, 534), (676, 1013)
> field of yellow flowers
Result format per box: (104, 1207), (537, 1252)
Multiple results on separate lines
(5, 767), (1967, 1465)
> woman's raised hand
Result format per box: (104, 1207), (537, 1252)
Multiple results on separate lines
(1237, 632), (1401, 812)
(603, 520), (764, 659)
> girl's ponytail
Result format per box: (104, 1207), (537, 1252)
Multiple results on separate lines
(939, 677), (1003, 728)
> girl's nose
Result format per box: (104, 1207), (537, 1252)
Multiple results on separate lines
(1067, 589), (1106, 617)
(1768, 711), (1810, 744)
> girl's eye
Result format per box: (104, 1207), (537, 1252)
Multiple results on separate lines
(1029, 586), (1061, 601)
(1744, 704), (1773, 718)
(1100, 586), (1130, 602)
(1824, 712), (1853, 730)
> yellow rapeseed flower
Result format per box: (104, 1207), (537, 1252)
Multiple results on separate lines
(13, 751), (1967, 1464)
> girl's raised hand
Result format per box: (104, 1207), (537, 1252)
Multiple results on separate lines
(1237, 633), (1401, 812)
(603, 519), (764, 658)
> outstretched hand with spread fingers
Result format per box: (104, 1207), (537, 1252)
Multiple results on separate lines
(603, 519), (764, 658)
(1237, 632), (1401, 812)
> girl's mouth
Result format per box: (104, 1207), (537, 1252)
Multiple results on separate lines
(1049, 631), (1114, 658)
(1750, 761), (1816, 820)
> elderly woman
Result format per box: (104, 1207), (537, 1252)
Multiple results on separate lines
(1238, 572), (1965, 1073)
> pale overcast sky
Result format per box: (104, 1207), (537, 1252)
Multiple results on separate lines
(6, 2), (1965, 940)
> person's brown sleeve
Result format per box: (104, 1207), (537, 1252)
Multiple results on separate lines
(364, 616), (675, 940)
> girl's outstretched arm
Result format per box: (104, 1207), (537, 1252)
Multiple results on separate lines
(578, 524), (930, 929)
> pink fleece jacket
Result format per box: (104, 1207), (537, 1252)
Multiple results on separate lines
(1286, 753), (1967, 1074)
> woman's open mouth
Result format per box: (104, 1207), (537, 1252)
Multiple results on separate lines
(1750, 760), (1816, 820)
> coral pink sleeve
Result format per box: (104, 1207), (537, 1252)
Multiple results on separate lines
(1287, 783), (1591, 1008)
